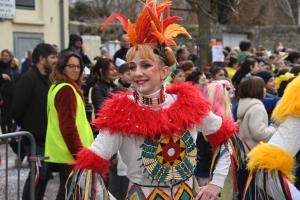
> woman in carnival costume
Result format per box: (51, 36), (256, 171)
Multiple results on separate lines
(245, 76), (300, 199)
(67, 1), (245, 199)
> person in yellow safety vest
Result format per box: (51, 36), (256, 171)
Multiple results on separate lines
(45, 51), (94, 200)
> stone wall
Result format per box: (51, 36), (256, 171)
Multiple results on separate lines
(218, 25), (300, 52)
(69, 21), (300, 53)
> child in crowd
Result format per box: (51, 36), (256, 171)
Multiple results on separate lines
(115, 63), (132, 89)
(170, 69), (185, 84)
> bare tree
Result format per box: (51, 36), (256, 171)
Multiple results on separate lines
(277, 0), (295, 24)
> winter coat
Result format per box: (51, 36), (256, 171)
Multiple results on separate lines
(61, 33), (91, 65)
(21, 58), (33, 74)
(12, 65), (51, 146)
(113, 46), (128, 62)
(91, 79), (117, 117)
(0, 61), (20, 95)
(237, 98), (276, 152)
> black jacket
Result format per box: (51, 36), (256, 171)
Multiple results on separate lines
(12, 65), (51, 146)
(0, 61), (20, 95)
(91, 79), (117, 116)
(113, 46), (128, 62)
(61, 33), (91, 65)
(21, 58), (33, 74)
(81, 75), (97, 114)
(196, 132), (213, 172)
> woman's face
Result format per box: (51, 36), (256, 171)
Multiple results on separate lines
(250, 62), (260, 74)
(258, 61), (265, 71)
(214, 70), (225, 80)
(129, 51), (169, 95)
(179, 49), (189, 61)
(276, 60), (285, 69)
(1, 51), (11, 63)
(197, 74), (207, 89)
(64, 56), (81, 81)
(265, 77), (276, 91)
(227, 82), (235, 98)
(174, 71), (185, 83)
(103, 62), (117, 82)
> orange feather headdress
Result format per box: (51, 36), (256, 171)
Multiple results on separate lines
(100, 0), (191, 48)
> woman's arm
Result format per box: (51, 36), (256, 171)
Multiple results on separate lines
(68, 130), (124, 199)
(249, 108), (276, 142)
(55, 86), (83, 159)
(195, 112), (237, 200)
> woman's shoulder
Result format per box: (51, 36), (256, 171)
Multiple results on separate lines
(238, 98), (264, 117)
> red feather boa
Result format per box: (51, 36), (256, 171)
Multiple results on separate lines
(91, 82), (212, 139)
(71, 148), (111, 178)
(206, 117), (237, 150)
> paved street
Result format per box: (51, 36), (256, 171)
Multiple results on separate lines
(0, 142), (59, 200)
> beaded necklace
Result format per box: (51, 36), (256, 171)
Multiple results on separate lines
(133, 90), (166, 105)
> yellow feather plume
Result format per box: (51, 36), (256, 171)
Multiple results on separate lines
(247, 142), (295, 183)
(272, 75), (300, 121)
(164, 24), (192, 40)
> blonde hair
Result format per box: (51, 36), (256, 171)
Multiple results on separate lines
(0, 49), (17, 68)
(126, 43), (175, 67)
(203, 80), (233, 120)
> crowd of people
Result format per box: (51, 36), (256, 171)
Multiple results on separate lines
(1, 0), (300, 199)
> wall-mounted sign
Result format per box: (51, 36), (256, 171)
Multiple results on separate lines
(0, 0), (15, 19)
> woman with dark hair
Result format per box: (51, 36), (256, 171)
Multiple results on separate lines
(185, 71), (207, 89)
(237, 77), (276, 151)
(285, 51), (300, 67)
(225, 55), (238, 80)
(232, 57), (259, 95)
(209, 66), (225, 80)
(170, 69), (185, 84)
(255, 57), (266, 71)
(175, 47), (188, 62)
(45, 51), (94, 200)
(236, 77), (276, 199)
(90, 57), (118, 117)
(0, 49), (20, 133)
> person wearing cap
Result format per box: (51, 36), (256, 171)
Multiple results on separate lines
(256, 70), (278, 98)
(99, 45), (111, 59)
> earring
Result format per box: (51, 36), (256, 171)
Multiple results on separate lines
(160, 84), (164, 100)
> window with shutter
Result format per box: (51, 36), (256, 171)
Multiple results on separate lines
(16, 0), (35, 10)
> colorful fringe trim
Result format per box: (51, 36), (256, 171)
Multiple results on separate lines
(247, 142), (295, 183)
(210, 133), (247, 193)
(243, 142), (294, 199)
(244, 169), (292, 200)
(66, 168), (109, 200)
